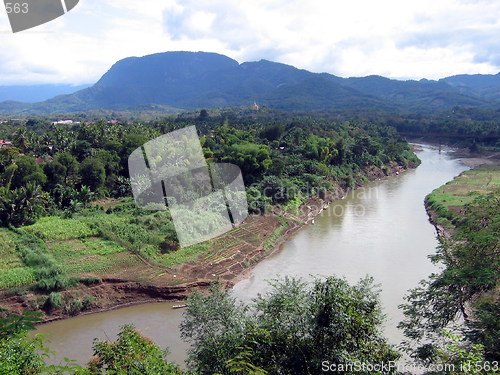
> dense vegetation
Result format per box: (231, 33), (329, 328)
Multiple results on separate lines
(382, 107), (500, 150)
(0, 112), (419, 322)
(1, 111), (498, 375)
(0, 308), (181, 374)
(181, 277), (399, 374)
(1, 276), (399, 374)
(399, 166), (500, 371)
(0, 112), (417, 238)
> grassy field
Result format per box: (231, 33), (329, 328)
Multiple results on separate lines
(0, 199), (233, 289)
(0, 229), (35, 288)
(426, 163), (500, 221)
(0, 197), (285, 292)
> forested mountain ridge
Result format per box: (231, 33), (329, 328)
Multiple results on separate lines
(1, 51), (500, 114)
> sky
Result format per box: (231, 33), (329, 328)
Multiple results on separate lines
(0, 0), (499, 85)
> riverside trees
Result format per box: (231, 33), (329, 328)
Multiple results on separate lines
(399, 189), (500, 368)
(0, 112), (418, 228)
(1, 276), (400, 375)
(181, 277), (400, 375)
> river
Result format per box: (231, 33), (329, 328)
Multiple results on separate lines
(35, 144), (469, 367)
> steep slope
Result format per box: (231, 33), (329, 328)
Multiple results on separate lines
(441, 73), (500, 102)
(0, 51), (499, 114)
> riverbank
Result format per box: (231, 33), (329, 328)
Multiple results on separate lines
(1, 161), (413, 323)
(424, 163), (500, 239)
(420, 161), (499, 356)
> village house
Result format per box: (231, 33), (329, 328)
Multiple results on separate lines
(0, 139), (13, 147)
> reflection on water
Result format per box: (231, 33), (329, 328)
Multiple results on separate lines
(232, 145), (469, 344)
(35, 302), (189, 366)
(36, 144), (469, 366)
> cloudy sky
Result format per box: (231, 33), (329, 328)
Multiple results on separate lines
(1, 0), (499, 85)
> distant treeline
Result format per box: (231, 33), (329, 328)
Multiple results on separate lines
(2, 104), (497, 150)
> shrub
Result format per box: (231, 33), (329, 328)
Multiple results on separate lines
(79, 277), (102, 286)
(82, 295), (95, 311)
(36, 275), (77, 292)
(43, 292), (63, 311)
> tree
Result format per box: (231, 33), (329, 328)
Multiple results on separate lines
(0, 182), (46, 227)
(399, 192), (500, 363)
(260, 124), (284, 142)
(54, 151), (79, 184)
(43, 161), (67, 189)
(79, 158), (106, 192)
(87, 324), (181, 375)
(181, 277), (399, 374)
(198, 109), (209, 121)
(9, 156), (47, 190)
(12, 127), (31, 153)
(0, 309), (87, 375)
(0, 329), (47, 374)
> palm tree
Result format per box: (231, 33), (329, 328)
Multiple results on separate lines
(13, 127), (30, 153)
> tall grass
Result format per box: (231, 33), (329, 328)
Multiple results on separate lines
(0, 229), (36, 288)
(9, 227), (76, 292)
(23, 216), (98, 241)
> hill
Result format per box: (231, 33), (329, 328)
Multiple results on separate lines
(0, 51), (499, 114)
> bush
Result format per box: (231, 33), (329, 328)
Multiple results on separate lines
(36, 275), (77, 293)
(88, 324), (181, 374)
(80, 277), (102, 286)
(44, 292), (63, 311)
(82, 295), (95, 311)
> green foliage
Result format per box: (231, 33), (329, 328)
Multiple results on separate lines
(35, 274), (77, 293)
(467, 299), (500, 361)
(9, 155), (47, 190)
(400, 190), (500, 364)
(87, 324), (181, 374)
(0, 182), (47, 227)
(43, 161), (66, 189)
(426, 331), (496, 375)
(157, 244), (209, 268)
(54, 151), (78, 184)
(0, 332), (46, 374)
(0, 229), (36, 288)
(0, 309), (49, 375)
(97, 221), (157, 253)
(0, 268), (36, 289)
(426, 164), (500, 221)
(23, 216), (98, 241)
(10, 227), (74, 293)
(80, 158), (106, 192)
(1, 112), (420, 235)
(263, 219), (287, 252)
(181, 276), (400, 375)
(0, 309), (88, 375)
(0, 309), (43, 337)
(44, 292), (63, 311)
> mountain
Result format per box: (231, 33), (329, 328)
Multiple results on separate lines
(440, 73), (500, 102)
(0, 51), (499, 114)
(0, 84), (90, 103)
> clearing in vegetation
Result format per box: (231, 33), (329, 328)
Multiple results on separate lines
(426, 163), (500, 220)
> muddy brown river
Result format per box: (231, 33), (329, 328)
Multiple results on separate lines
(35, 144), (469, 367)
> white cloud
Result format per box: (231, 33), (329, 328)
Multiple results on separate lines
(0, 0), (499, 85)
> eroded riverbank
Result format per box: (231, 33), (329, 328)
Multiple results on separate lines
(0, 161), (412, 323)
(32, 144), (470, 366)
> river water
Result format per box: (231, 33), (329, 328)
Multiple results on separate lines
(35, 144), (469, 367)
